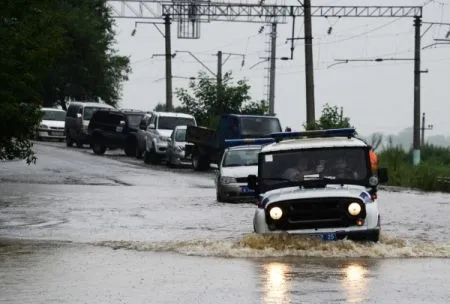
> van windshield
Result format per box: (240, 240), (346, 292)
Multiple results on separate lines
(240, 117), (281, 137)
(158, 117), (195, 130)
(42, 110), (66, 121)
(126, 114), (145, 128)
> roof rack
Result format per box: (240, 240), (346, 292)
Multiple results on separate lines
(270, 128), (357, 143)
(224, 138), (275, 149)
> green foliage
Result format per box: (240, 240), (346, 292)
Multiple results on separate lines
(304, 104), (352, 130)
(41, 0), (131, 108)
(0, 0), (129, 162)
(175, 71), (267, 128)
(378, 144), (450, 192)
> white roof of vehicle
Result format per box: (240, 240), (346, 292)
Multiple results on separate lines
(68, 102), (113, 108)
(42, 107), (65, 112)
(153, 111), (195, 119)
(227, 144), (263, 152)
(261, 136), (368, 153)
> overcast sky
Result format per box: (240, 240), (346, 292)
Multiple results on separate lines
(110, 0), (450, 136)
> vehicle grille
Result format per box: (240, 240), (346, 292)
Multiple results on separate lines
(236, 177), (248, 183)
(266, 197), (366, 230)
(50, 127), (64, 131)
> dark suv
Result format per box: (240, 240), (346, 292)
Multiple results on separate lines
(88, 109), (146, 156)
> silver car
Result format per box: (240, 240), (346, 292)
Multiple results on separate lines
(166, 125), (191, 166)
(215, 145), (262, 203)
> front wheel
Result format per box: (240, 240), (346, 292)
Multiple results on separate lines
(192, 152), (209, 171)
(92, 142), (106, 155)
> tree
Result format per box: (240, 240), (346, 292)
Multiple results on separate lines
(304, 104), (352, 130)
(153, 103), (188, 113)
(41, 0), (131, 109)
(0, 0), (66, 163)
(175, 71), (267, 128)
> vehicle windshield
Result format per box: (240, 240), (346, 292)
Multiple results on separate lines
(42, 110), (66, 121)
(240, 117), (281, 137)
(174, 128), (187, 142)
(222, 148), (260, 167)
(83, 107), (107, 120)
(259, 147), (369, 192)
(126, 114), (144, 128)
(158, 116), (195, 130)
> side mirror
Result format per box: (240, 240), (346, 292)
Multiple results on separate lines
(377, 168), (388, 183)
(247, 174), (257, 190)
(76, 113), (82, 118)
(149, 123), (155, 129)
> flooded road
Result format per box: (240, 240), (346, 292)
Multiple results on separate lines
(1, 142), (449, 303)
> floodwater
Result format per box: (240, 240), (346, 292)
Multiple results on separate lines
(0, 142), (449, 303)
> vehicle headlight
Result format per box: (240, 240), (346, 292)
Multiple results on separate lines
(220, 176), (236, 184)
(269, 206), (283, 220)
(369, 176), (379, 186)
(348, 202), (362, 216)
(158, 135), (169, 142)
(39, 124), (48, 129)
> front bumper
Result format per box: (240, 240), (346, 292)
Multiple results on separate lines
(38, 129), (65, 139)
(154, 141), (168, 154)
(217, 183), (256, 202)
(169, 150), (191, 165)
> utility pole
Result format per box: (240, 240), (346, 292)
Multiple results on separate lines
(304, 0), (315, 125)
(268, 22), (277, 116)
(413, 16), (421, 165)
(217, 50), (222, 103)
(164, 15), (173, 112)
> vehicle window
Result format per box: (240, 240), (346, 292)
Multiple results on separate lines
(157, 117), (195, 130)
(240, 117), (281, 137)
(126, 114), (144, 128)
(83, 107), (106, 120)
(42, 110), (66, 121)
(260, 148), (369, 191)
(174, 129), (187, 142)
(92, 111), (108, 123)
(223, 148), (260, 167)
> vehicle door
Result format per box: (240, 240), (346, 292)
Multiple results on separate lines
(137, 116), (150, 152)
(145, 114), (157, 150)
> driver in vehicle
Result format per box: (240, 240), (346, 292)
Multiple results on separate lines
(282, 158), (316, 181)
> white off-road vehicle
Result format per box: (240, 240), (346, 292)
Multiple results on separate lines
(248, 128), (388, 242)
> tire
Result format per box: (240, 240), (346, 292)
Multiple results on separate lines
(125, 138), (137, 157)
(92, 142), (106, 155)
(66, 134), (73, 147)
(135, 145), (142, 159)
(149, 147), (160, 165)
(143, 150), (151, 164)
(192, 152), (209, 171)
(216, 187), (225, 203)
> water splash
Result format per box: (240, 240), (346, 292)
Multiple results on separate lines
(93, 233), (450, 259)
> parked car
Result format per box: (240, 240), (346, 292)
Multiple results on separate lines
(166, 125), (191, 167)
(135, 112), (153, 159)
(185, 114), (282, 171)
(215, 143), (265, 203)
(65, 102), (114, 147)
(37, 108), (66, 141)
(88, 108), (146, 156)
(143, 112), (196, 164)
(250, 128), (389, 242)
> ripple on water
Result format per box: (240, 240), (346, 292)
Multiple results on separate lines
(93, 233), (450, 259)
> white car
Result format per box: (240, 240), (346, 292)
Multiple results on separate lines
(250, 128), (388, 242)
(166, 125), (191, 166)
(215, 144), (262, 203)
(143, 112), (196, 164)
(37, 108), (66, 141)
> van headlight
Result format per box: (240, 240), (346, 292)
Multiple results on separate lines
(348, 202), (362, 216)
(269, 207), (283, 220)
(39, 124), (48, 129)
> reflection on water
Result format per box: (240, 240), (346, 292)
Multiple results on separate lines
(341, 262), (369, 303)
(263, 262), (291, 304)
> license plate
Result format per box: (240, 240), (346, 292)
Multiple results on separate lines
(308, 232), (336, 241)
(240, 186), (254, 193)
